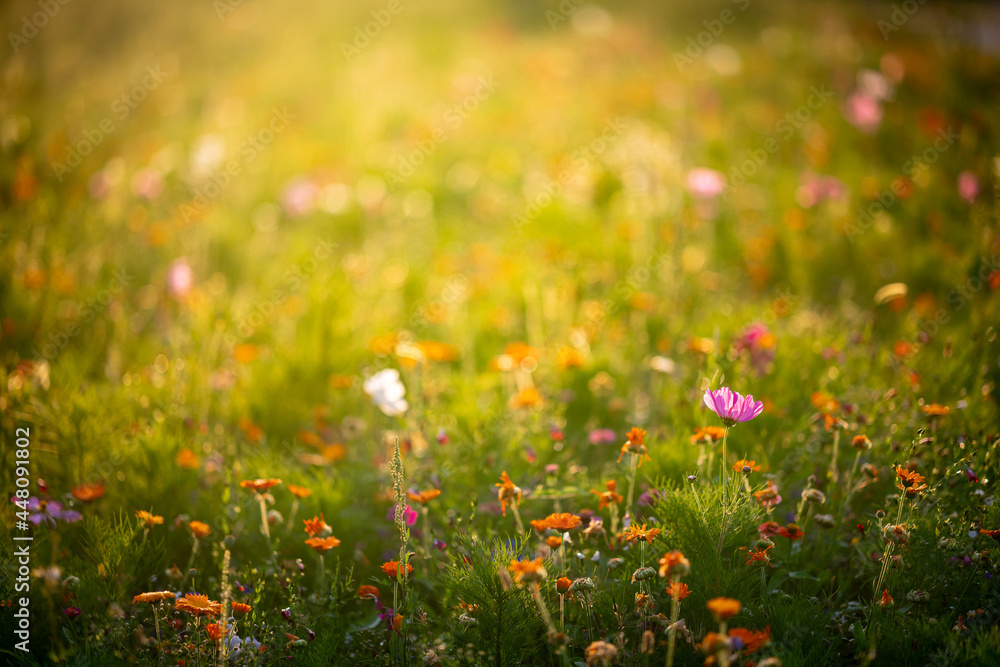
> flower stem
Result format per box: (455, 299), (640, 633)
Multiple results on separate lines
(829, 429), (842, 483)
(510, 501), (526, 535)
(624, 451), (640, 526)
(531, 583), (556, 635)
(665, 575), (681, 667)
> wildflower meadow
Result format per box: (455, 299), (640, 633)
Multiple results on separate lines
(2, 0), (1000, 665)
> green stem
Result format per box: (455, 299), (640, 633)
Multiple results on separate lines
(625, 451), (640, 525)
(665, 575), (681, 667)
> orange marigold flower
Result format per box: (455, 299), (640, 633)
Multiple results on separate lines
(635, 592), (652, 611)
(666, 580), (691, 600)
(240, 478), (282, 493)
(624, 524), (662, 544)
(728, 626), (770, 654)
(921, 403), (949, 417)
(381, 560), (414, 579)
(175, 448), (200, 469)
(690, 426), (726, 444)
(810, 391), (839, 413)
(556, 346), (584, 369)
(878, 589), (893, 607)
(544, 513), (581, 531)
(71, 482), (105, 502)
(658, 551), (691, 578)
(733, 459), (760, 473)
(406, 489), (441, 504)
(754, 482), (780, 506)
(555, 577), (573, 594)
(231, 602), (252, 615)
(546, 535), (563, 549)
(418, 340), (460, 362)
(174, 594), (222, 617)
(136, 510), (164, 528)
(303, 514), (330, 537)
(591, 480), (624, 510)
(507, 557), (547, 586)
(358, 585), (379, 599)
(237, 416), (263, 442)
(852, 435), (873, 450)
(496, 471), (522, 517)
(133, 591), (176, 604)
(287, 484), (311, 498)
(189, 521), (211, 538)
(625, 427), (646, 446)
(503, 342), (539, 364)
(699, 632), (728, 653)
(707, 597), (742, 620)
(305, 536), (341, 552)
(205, 622), (225, 642)
(980, 528), (1000, 540)
(529, 518), (550, 533)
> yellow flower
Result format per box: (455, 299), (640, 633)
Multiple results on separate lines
(135, 510), (164, 528)
(174, 594), (222, 617)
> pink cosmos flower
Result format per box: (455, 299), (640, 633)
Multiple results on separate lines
(703, 387), (764, 427)
(957, 171), (979, 203)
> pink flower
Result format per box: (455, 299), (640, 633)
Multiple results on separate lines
(703, 387), (764, 427)
(588, 428), (617, 445)
(167, 259), (194, 298)
(686, 168), (726, 199)
(844, 92), (883, 134)
(402, 506), (418, 526)
(957, 171), (979, 203)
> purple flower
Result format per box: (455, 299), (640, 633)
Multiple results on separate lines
(64, 607), (81, 618)
(433, 538), (447, 550)
(23, 497), (81, 525)
(588, 428), (617, 445)
(704, 387), (763, 427)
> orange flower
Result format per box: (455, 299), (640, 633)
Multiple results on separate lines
(690, 426), (726, 444)
(71, 482), (105, 502)
(635, 592), (652, 611)
(303, 514), (330, 537)
(556, 346), (584, 369)
(133, 591), (176, 604)
(728, 626), (770, 654)
(618, 427), (651, 466)
(509, 387), (542, 409)
(288, 484), (312, 498)
(590, 480), (624, 510)
(707, 597), (742, 620)
(358, 585), (380, 599)
(507, 557), (547, 586)
(175, 448), (200, 469)
(406, 489), (441, 504)
(666, 580), (691, 600)
(392, 613), (404, 632)
(205, 622), (225, 642)
(877, 589), (893, 607)
(980, 528), (1000, 540)
(555, 577), (573, 594)
(895, 466), (928, 497)
(810, 391), (840, 413)
(233, 343), (259, 364)
(136, 510), (164, 528)
(546, 535), (563, 549)
(189, 521), (211, 538)
(852, 435), (873, 450)
(921, 403), (949, 417)
(381, 560), (414, 579)
(238, 416), (263, 442)
(530, 519), (550, 533)
(699, 632), (728, 653)
(174, 594), (222, 617)
(305, 536), (341, 552)
(624, 524), (661, 544)
(544, 513), (581, 531)
(776, 523), (804, 540)
(240, 478), (282, 493)
(417, 341), (460, 362)
(231, 602), (252, 615)
(502, 342), (539, 364)
(658, 551), (690, 578)
(733, 459), (760, 473)
(496, 471), (522, 517)
(745, 543), (774, 567)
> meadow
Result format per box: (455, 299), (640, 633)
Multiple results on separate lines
(2, 0), (1000, 665)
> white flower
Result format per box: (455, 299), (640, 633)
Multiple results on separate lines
(363, 369), (409, 416)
